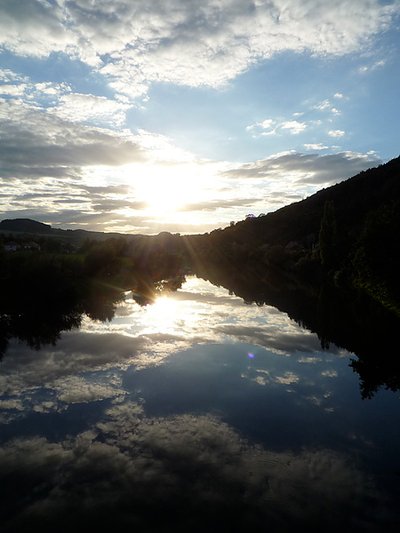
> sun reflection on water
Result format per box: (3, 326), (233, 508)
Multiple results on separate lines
(135, 292), (204, 337)
(142, 296), (180, 333)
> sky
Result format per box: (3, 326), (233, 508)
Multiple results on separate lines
(0, 0), (399, 235)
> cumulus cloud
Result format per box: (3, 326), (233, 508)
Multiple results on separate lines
(0, 100), (144, 179)
(0, 72), (130, 126)
(280, 120), (307, 134)
(328, 129), (346, 138)
(304, 143), (329, 151)
(48, 93), (131, 126)
(313, 99), (342, 116)
(0, 0), (398, 98)
(247, 117), (308, 137)
(223, 150), (381, 185)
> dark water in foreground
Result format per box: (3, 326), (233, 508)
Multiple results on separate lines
(0, 277), (399, 532)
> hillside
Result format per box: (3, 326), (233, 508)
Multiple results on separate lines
(0, 219), (53, 234)
(185, 156), (400, 312)
(0, 218), (142, 244)
(199, 156), (400, 248)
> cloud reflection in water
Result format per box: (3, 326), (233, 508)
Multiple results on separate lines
(0, 277), (399, 531)
(0, 405), (382, 533)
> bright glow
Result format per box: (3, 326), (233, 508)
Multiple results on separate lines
(113, 161), (221, 218)
(144, 296), (180, 332)
(136, 164), (199, 214)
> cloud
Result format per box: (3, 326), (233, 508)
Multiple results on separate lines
(0, 68), (28, 83)
(180, 197), (256, 212)
(0, 100), (144, 179)
(247, 118), (307, 137)
(313, 99), (342, 115)
(48, 93), (131, 126)
(223, 150), (381, 185)
(304, 143), (329, 151)
(0, 74), (130, 127)
(328, 129), (346, 137)
(280, 120), (307, 134)
(0, 0), (398, 98)
(358, 58), (387, 73)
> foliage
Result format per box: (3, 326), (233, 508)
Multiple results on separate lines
(318, 200), (337, 269)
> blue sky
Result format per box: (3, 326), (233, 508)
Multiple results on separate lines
(0, 0), (399, 234)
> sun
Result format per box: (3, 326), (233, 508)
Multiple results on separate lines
(139, 169), (187, 213)
(105, 159), (222, 230)
(135, 163), (203, 214)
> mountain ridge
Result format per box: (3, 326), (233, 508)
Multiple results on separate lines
(1, 156), (399, 244)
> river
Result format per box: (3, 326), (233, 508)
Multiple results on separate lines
(0, 276), (399, 532)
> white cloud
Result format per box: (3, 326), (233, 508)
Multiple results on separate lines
(358, 58), (387, 73)
(280, 120), (307, 134)
(328, 129), (346, 137)
(0, 84), (27, 96)
(49, 93), (130, 126)
(0, 68), (28, 83)
(313, 99), (342, 115)
(0, 73), (131, 127)
(0, 0), (398, 98)
(314, 99), (332, 111)
(247, 118), (307, 137)
(304, 143), (328, 151)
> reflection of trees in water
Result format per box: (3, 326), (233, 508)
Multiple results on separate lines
(0, 273), (186, 359)
(195, 263), (400, 399)
(131, 274), (186, 306)
(1, 252), (399, 399)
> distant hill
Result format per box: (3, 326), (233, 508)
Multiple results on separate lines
(0, 218), (140, 243)
(0, 218), (53, 234)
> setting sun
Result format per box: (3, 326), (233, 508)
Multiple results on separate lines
(136, 166), (196, 214)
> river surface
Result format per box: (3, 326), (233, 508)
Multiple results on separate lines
(0, 276), (399, 532)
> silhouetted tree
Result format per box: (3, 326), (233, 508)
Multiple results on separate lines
(319, 200), (337, 269)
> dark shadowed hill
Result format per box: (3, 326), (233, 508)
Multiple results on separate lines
(185, 156), (400, 314)
(0, 218), (53, 234)
(204, 155), (400, 249)
(0, 218), (142, 244)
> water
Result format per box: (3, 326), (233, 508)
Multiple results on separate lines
(0, 276), (399, 532)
